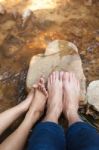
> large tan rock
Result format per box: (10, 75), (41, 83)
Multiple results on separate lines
(26, 40), (86, 104)
(87, 80), (99, 112)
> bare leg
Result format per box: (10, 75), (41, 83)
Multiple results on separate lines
(63, 72), (82, 126)
(43, 71), (63, 123)
(0, 89), (34, 135)
(0, 77), (48, 150)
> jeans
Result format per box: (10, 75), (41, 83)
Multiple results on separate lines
(27, 121), (99, 150)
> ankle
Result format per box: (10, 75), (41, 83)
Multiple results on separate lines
(67, 111), (82, 126)
(64, 107), (77, 117)
(25, 109), (41, 124)
(43, 112), (59, 124)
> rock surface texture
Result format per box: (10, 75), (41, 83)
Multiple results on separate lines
(87, 80), (99, 112)
(26, 40), (86, 105)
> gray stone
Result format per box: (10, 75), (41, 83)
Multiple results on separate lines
(87, 80), (99, 112)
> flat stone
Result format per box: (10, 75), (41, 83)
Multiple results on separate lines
(26, 40), (87, 105)
(87, 80), (99, 112)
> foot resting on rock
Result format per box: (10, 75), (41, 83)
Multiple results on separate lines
(44, 71), (64, 123)
(63, 72), (82, 126)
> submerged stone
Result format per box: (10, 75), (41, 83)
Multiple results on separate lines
(1, 34), (23, 57)
(26, 40), (86, 105)
(85, 0), (92, 6)
(87, 80), (99, 112)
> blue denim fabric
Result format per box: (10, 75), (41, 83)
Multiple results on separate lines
(66, 122), (99, 150)
(27, 121), (99, 150)
(27, 122), (66, 150)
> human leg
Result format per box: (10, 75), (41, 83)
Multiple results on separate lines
(66, 122), (99, 150)
(0, 78), (48, 150)
(27, 72), (66, 150)
(0, 88), (34, 135)
(63, 72), (99, 150)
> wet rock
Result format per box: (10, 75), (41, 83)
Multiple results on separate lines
(45, 40), (78, 55)
(0, 32), (7, 45)
(5, 46), (19, 57)
(12, 10), (20, 19)
(0, 88), (3, 99)
(87, 42), (99, 52)
(87, 80), (99, 112)
(1, 35), (24, 57)
(72, 27), (82, 37)
(0, 4), (5, 15)
(80, 50), (86, 56)
(26, 40), (87, 105)
(1, 20), (15, 31)
(18, 69), (27, 102)
(0, 20), (15, 45)
(96, 36), (99, 42)
(0, 72), (10, 81)
(85, 0), (92, 6)
(22, 9), (33, 28)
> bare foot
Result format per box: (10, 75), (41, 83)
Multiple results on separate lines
(63, 72), (81, 125)
(44, 71), (63, 123)
(26, 77), (48, 120)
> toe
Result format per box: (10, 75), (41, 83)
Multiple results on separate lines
(63, 72), (66, 80)
(52, 71), (56, 81)
(59, 71), (64, 81)
(55, 71), (59, 80)
(71, 72), (76, 79)
(38, 83), (44, 93)
(50, 74), (53, 83)
(63, 72), (69, 88)
(48, 73), (53, 84)
(33, 84), (38, 88)
(47, 77), (50, 88)
(40, 84), (44, 93)
(64, 72), (70, 81)
(71, 73), (77, 83)
(69, 72), (74, 82)
(42, 86), (48, 98)
(40, 83), (48, 98)
(40, 76), (45, 84)
(38, 83), (42, 90)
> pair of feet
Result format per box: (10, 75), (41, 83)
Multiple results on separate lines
(24, 72), (80, 124)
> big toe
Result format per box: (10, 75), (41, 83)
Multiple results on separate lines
(70, 73), (78, 85)
(40, 76), (45, 84)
